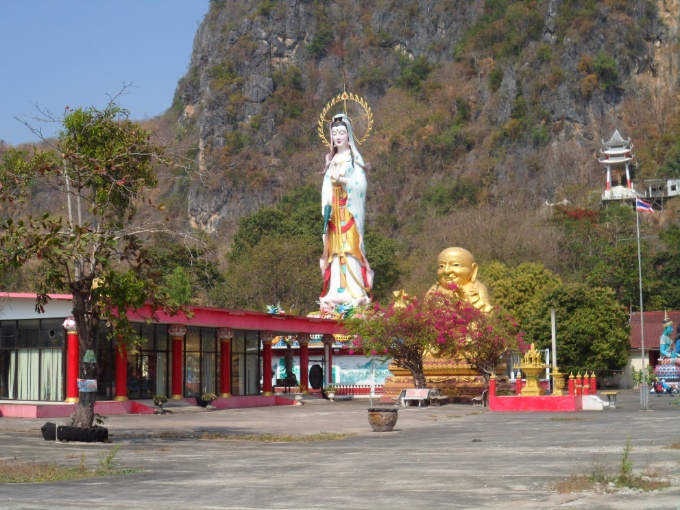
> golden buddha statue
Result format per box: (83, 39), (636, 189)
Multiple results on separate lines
(427, 247), (493, 313)
(382, 247), (498, 403)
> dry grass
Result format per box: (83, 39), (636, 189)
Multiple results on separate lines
(0, 447), (134, 484)
(199, 431), (355, 442)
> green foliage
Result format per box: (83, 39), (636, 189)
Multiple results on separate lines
(145, 241), (223, 298)
(164, 267), (193, 306)
(307, 21), (334, 58)
(396, 55), (434, 95)
(489, 68), (503, 92)
(364, 228), (401, 304)
(209, 61), (244, 92)
(257, 0), (278, 17)
(422, 177), (479, 215)
(356, 66), (389, 93)
(631, 365), (656, 387)
(213, 233), (320, 314)
(536, 44), (552, 63)
(483, 262), (561, 328)
(522, 283), (630, 374)
(654, 225), (680, 309)
(593, 52), (620, 93)
(531, 125), (550, 147)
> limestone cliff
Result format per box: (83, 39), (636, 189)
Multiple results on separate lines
(172, 0), (677, 236)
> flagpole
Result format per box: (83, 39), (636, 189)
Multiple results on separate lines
(636, 207), (648, 410)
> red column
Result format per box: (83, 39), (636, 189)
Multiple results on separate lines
(218, 328), (233, 397)
(114, 336), (128, 401)
(515, 374), (522, 395)
(323, 334), (334, 385)
(582, 373), (589, 395)
(590, 372), (597, 394)
(568, 373), (575, 396)
(261, 331), (275, 396)
(606, 166), (612, 190)
(63, 317), (79, 403)
(169, 325), (186, 400)
(298, 333), (310, 393)
(489, 376), (497, 408)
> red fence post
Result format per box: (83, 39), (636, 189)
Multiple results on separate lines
(568, 373), (575, 396)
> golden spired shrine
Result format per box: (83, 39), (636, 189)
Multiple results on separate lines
(383, 247), (506, 401)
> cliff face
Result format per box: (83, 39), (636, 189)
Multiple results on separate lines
(173, 0), (677, 236)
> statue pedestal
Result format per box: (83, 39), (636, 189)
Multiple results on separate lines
(382, 356), (507, 403)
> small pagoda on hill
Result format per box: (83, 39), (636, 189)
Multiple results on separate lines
(599, 129), (636, 202)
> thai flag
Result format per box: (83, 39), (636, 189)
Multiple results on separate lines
(636, 198), (654, 213)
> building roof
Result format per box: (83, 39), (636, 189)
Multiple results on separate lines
(630, 311), (680, 349)
(1, 292), (343, 335)
(602, 129), (631, 149)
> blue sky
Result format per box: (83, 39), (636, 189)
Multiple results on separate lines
(0, 1), (209, 146)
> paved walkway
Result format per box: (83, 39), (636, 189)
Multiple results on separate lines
(1, 390), (680, 509)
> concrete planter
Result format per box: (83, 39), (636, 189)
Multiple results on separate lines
(367, 408), (398, 432)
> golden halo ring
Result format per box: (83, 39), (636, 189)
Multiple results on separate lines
(317, 91), (373, 147)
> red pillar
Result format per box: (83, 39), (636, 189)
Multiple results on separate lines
(568, 373), (575, 396)
(515, 374), (522, 395)
(63, 317), (79, 403)
(323, 334), (334, 385)
(114, 336), (128, 401)
(298, 333), (310, 393)
(218, 328), (233, 397)
(261, 331), (274, 396)
(169, 325), (186, 400)
(590, 372), (597, 394)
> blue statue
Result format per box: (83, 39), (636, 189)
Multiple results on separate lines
(659, 317), (676, 359)
(674, 323), (680, 356)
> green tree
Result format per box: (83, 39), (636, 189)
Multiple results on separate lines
(0, 101), (181, 428)
(483, 262), (561, 328)
(212, 234), (320, 314)
(654, 225), (680, 309)
(522, 283), (630, 374)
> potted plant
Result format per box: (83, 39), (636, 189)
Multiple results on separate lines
(197, 392), (217, 408)
(153, 394), (168, 414)
(294, 384), (306, 404)
(325, 386), (337, 401)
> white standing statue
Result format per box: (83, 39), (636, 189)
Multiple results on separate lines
(319, 113), (373, 314)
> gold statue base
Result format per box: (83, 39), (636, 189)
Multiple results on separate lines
(383, 357), (508, 402)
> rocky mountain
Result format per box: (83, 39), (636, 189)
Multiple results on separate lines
(171, 0), (679, 246)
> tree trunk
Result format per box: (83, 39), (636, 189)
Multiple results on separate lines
(70, 290), (98, 428)
(70, 360), (97, 427)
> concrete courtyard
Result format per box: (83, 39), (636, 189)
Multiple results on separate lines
(1, 390), (680, 509)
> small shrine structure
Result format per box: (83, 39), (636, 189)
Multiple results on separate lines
(599, 129), (636, 202)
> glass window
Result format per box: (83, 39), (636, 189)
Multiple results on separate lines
(201, 328), (215, 352)
(233, 331), (245, 353)
(18, 320), (40, 348)
(246, 331), (259, 353)
(185, 327), (200, 352)
(156, 325), (168, 351)
(141, 324), (154, 350)
(40, 319), (64, 348)
(1, 322), (17, 349)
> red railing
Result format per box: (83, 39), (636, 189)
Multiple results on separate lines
(333, 384), (384, 396)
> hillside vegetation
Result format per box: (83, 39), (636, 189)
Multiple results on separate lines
(3, 0), (680, 328)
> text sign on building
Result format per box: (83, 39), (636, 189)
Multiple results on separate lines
(77, 379), (97, 392)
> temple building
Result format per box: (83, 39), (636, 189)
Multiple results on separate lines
(0, 293), (365, 409)
(599, 129), (636, 202)
(599, 129), (680, 209)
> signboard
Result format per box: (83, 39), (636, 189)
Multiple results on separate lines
(77, 379), (97, 392)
